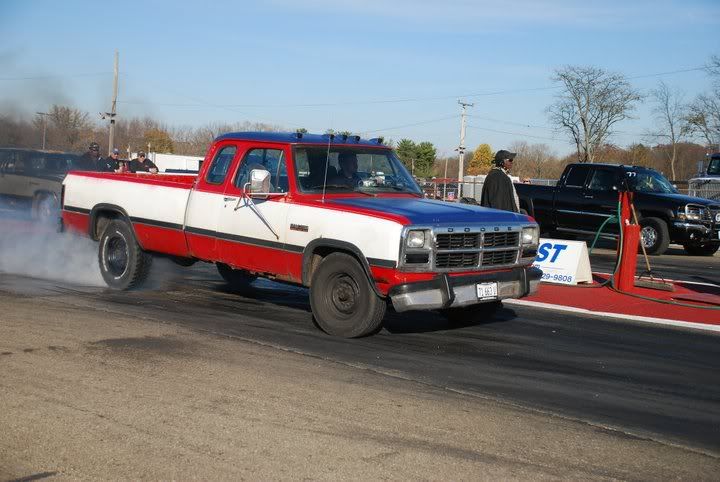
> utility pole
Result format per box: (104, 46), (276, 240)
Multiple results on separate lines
(456, 99), (473, 202)
(36, 112), (50, 150)
(102, 51), (119, 155)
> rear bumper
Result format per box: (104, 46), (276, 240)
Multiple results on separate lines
(389, 266), (542, 312)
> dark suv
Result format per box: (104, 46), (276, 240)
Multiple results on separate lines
(0, 148), (81, 221)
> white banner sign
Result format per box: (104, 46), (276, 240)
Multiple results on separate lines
(532, 238), (592, 285)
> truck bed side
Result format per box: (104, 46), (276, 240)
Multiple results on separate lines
(62, 172), (195, 257)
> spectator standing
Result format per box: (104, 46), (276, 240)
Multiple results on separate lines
(129, 151), (159, 173)
(78, 142), (114, 172)
(106, 148), (123, 172)
(480, 149), (520, 213)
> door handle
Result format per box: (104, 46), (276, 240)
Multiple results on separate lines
(223, 196), (237, 202)
(583, 194), (594, 199)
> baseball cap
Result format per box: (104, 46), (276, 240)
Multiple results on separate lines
(494, 150), (516, 166)
(112, 148), (120, 154)
(138, 150), (146, 156)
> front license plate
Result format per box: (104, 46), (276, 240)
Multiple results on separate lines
(476, 282), (498, 300)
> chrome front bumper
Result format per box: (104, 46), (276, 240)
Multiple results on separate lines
(389, 266), (542, 312)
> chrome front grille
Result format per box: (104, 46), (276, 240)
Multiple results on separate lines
(431, 228), (521, 271)
(482, 249), (518, 266)
(436, 252), (479, 269)
(484, 232), (519, 248)
(436, 233), (480, 249)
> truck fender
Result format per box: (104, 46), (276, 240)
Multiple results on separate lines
(89, 204), (137, 242)
(301, 239), (384, 298)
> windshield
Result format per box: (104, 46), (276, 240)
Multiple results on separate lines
(630, 169), (678, 194)
(293, 146), (422, 195)
(707, 156), (720, 176)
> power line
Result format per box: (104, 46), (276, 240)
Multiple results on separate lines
(467, 125), (564, 142)
(360, 114), (458, 135)
(0, 72), (114, 81)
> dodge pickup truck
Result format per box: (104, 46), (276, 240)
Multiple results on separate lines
(61, 132), (541, 337)
(517, 163), (720, 256)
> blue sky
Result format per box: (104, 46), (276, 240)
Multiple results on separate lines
(1, 0), (718, 156)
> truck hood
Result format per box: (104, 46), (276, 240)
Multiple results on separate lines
(641, 191), (720, 207)
(330, 197), (530, 225)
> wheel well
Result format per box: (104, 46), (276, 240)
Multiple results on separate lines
(301, 241), (384, 298)
(91, 209), (125, 240)
(637, 211), (670, 223)
(305, 246), (356, 287)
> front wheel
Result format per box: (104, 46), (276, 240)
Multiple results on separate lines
(639, 217), (669, 255)
(683, 243), (720, 256)
(309, 252), (386, 338)
(98, 220), (152, 289)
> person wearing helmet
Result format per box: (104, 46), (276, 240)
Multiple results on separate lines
(480, 149), (520, 213)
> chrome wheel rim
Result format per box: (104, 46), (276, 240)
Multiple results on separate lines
(641, 226), (657, 249)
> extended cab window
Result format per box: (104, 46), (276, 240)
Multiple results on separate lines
(564, 165), (590, 188)
(587, 169), (616, 191)
(234, 148), (287, 193)
(206, 146), (236, 184)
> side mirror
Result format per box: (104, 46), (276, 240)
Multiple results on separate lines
(248, 168), (272, 196)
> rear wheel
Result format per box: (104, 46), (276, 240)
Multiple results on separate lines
(683, 243), (720, 256)
(639, 217), (669, 255)
(98, 220), (152, 289)
(441, 301), (502, 325)
(216, 263), (256, 290)
(32, 193), (59, 223)
(309, 252), (386, 338)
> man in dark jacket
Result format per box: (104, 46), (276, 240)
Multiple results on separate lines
(78, 142), (115, 172)
(129, 151), (159, 173)
(480, 149), (519, 213)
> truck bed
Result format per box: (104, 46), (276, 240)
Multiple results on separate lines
(62, 171), (197, 257)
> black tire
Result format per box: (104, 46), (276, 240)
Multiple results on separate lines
(639, 217), (669, 255)
(683, 243), (720, 256)
(441, 301), (502, 325)
(309, 252), (386, 338)
(98, 220), (152, 290)
(216, 262), (256, 290)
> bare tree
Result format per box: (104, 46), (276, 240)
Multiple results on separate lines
(685, 56), (720, 151)
(46, 105), (93, 151)
(548, 65), (642, 163)
(648, 81), (687, 180)
(509, 141), (560, 179)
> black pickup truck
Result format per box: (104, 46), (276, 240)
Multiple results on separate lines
(516, 163), (720, 256)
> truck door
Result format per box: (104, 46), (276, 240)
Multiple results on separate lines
(582, 167), (620, 233)
(217, 144), (291, 276)
(185, 141), (241, 261)
(554, 164), (591, 231)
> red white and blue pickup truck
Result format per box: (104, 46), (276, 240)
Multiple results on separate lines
(61, 132), (541, 337)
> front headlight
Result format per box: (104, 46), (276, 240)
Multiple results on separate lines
(406, 230), (426, 248)
(680, 205), (704, 221)
(521, 226), (539, 245)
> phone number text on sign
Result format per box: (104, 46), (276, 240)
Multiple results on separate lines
(540, 272), (574, 283)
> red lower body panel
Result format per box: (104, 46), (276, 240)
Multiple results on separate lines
(133, 223), (189, 257)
